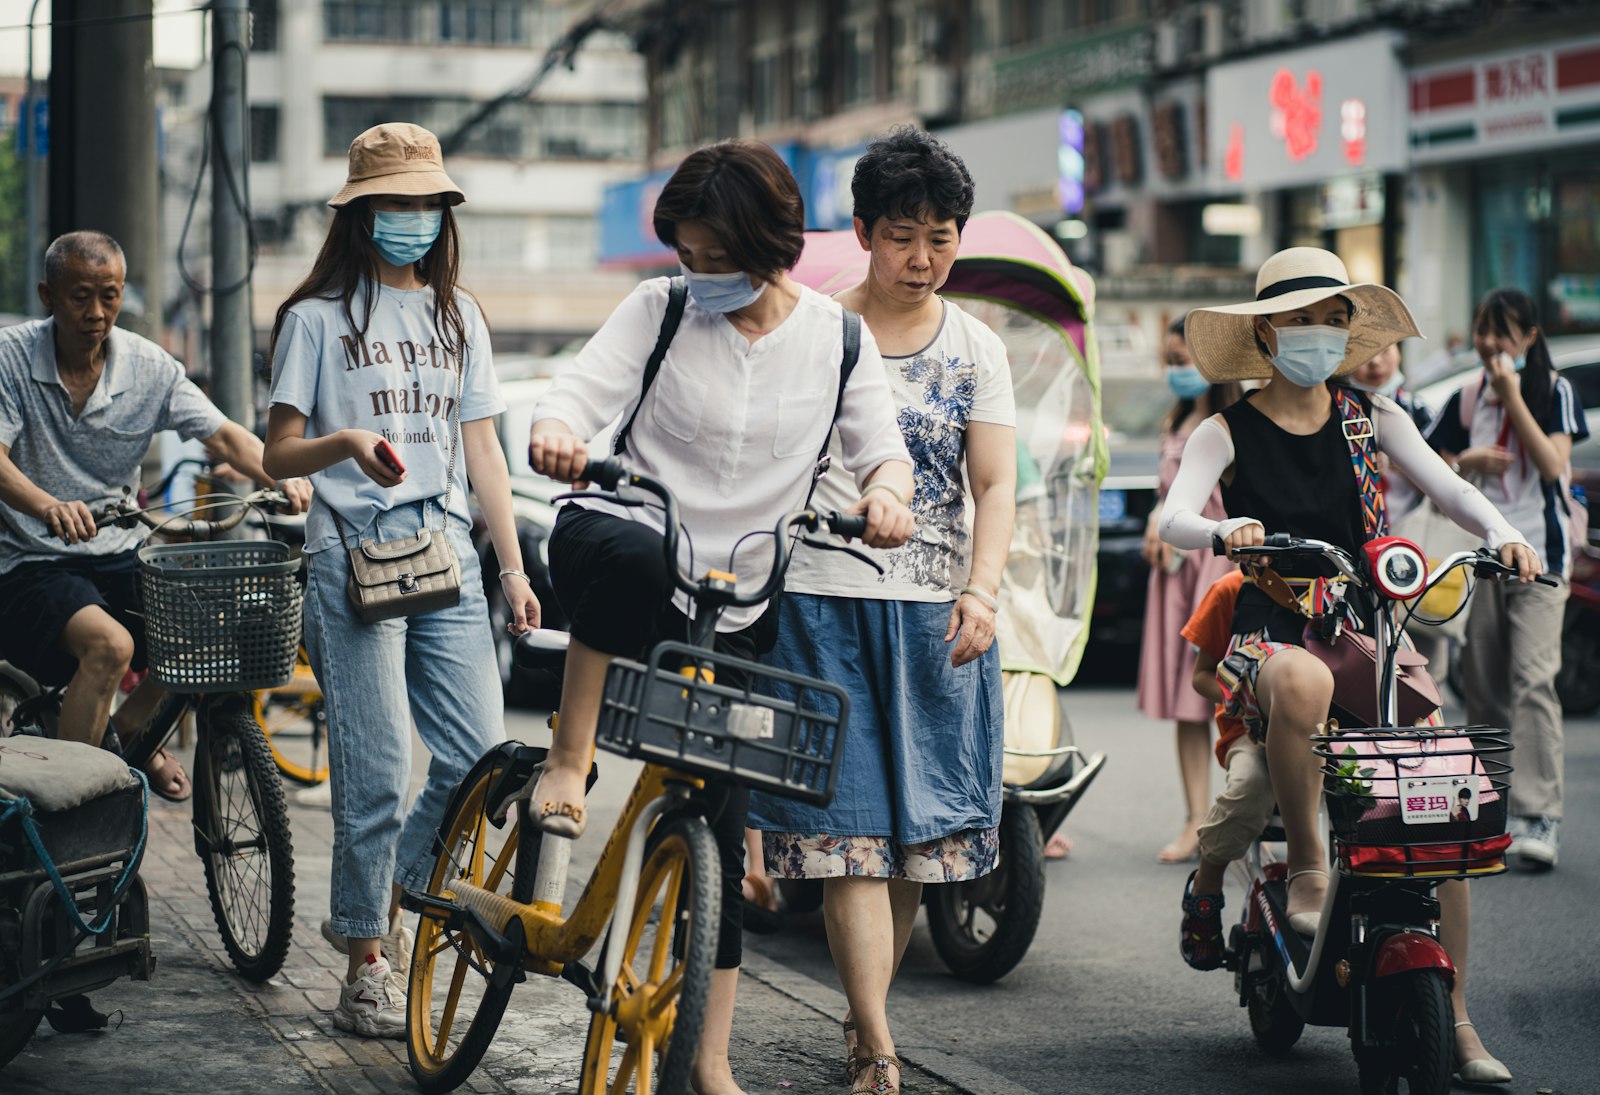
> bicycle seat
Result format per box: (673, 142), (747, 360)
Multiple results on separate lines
(514, 629), (571, 673)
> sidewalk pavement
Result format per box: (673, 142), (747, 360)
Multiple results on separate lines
(5, 741), (971, 1095)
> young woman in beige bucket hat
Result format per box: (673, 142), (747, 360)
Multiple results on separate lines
(262, 123), (541, 1040)
(1158, 247), (1538, 1083)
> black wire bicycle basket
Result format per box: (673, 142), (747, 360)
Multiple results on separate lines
(1312, 725), (1513, 879)
(597, 641), (849, 806)
(136, 541), (303, 693)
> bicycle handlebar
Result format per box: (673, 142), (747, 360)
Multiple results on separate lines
(1212, 532), (1557, 589)
(560, 458), (870, 608)
(93, 487), (291, 540)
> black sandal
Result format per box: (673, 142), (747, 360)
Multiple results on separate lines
(1180, 870), (1226, 971)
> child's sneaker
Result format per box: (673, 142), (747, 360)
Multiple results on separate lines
(1180, 871), (1226, 971)
(333, 954), (406, 1039)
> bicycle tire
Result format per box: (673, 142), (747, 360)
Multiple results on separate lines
(924, 803), (1046, 984)
(408, 752), (537, 1093)
(255, 691), (329, 786)
(196, 698), (296, 982)
(581, 816), (719, 1095)
(0, 1008), (42, 1068)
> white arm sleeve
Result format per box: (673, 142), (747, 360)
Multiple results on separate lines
(1158, 417), (1263, 550)
(1372, 395), (1528, 551)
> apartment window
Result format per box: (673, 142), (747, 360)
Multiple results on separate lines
(792, 0), (824, 122)
(655, 73), (692, 151)
(438, 1), (530, 46)
(457, 213), (529, 268)
(323, 96), (428, 155)
(324, 1), (422, 43)
(249, 0), (279, 51)
(537, 101), (640, 161)
(841, 0), (878, 107)
(750, 5), (786, 129)
(545, 216), (596, 269)
(250, 105), (280, 163)
(967, 0), (999, 56)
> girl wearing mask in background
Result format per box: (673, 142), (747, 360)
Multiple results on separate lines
(1136, 316), (1242, 863)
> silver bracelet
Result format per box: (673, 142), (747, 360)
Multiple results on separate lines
(499, 568), (531, 583)
(960, 585), (999, 611)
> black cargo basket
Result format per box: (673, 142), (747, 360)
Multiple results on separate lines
(596, 641), (848, 807)
(137, 540), (303, 693)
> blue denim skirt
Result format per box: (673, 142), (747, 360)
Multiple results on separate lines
(747, 593), (1003, 844)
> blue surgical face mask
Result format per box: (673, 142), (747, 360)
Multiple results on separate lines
(679, 262), (766, 313)
(1350, 371), (1404, 400)
(371, 209), (442, 267)
(1270, 325), (1351, 388)
(1166, 365), (1212, 400)
(1513, 354), (1526, 373)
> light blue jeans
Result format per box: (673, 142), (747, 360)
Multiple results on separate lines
(303, 501), (504, 938)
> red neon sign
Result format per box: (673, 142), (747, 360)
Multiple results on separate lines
(1269, 68), (1323, 162)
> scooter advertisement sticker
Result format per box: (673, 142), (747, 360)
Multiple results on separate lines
(1400, 777), (1478, 825)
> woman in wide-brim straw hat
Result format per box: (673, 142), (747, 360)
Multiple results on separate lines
(1157, 247), (1533, 1082)
(262, 122), (540, 1041)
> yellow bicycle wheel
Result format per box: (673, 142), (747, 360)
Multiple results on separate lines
(256, 652), (328, 786)
(581, 817), (718, 1095)
(408, 752), (534, 1093)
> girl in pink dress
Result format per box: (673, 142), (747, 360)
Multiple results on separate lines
(1136, 318), (1241, 862)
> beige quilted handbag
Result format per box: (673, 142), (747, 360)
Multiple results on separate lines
(334, 352), (465, 624)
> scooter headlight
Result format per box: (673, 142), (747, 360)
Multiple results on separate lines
(1363, 536), (1428, 600)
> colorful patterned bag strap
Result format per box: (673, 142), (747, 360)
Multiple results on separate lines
(1334, 385), (1389, 540)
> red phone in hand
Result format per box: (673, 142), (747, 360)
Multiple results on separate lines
(374, 439), (406, 475)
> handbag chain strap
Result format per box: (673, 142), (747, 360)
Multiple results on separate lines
(330, 336), (467, 550)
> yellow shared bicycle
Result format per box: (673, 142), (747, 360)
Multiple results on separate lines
(402, 459), (870, 1094)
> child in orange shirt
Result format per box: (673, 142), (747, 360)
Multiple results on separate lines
(1177, 571), (1274, 970)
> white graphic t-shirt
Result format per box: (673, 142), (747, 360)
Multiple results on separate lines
(268, 283), (505, 553)
(785, 299), (1015, 601)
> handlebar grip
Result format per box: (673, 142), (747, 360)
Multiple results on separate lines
(1264, 533), (1294, 548)
(827, 512), (869, 539)
(581, 458), (625, 491)
(1535, 574), (1560, 587)
(1211, 534), (1226, 557)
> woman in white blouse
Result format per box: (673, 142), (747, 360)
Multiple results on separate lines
(527, 139), (914, 1095)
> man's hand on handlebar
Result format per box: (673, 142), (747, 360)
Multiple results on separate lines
(41, 498), (97, 544)
(528, 427), (592, 489)
(848, 489), (914, 550)
(1498, 541), (1542, 583)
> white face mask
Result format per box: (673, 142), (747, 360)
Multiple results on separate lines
(1350, 372), (1404, 400)
(1270, 325), (1351, 388)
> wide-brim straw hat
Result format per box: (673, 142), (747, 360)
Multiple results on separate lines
(328, 123), (465, 208)
(1185, 248), (1420, 382)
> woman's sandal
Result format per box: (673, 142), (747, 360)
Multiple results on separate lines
(1285, 868), (1327, 937)
(841, 1018), (858, 1081)
(1453, 1020), (1512, 1084)
(145, 746), (193, 803)
(849, 1052), (901, 1095)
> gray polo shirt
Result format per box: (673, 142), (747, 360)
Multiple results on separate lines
(0, 318), (228, 574)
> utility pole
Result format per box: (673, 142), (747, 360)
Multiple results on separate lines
(210, 0), (254, 428)
(48, 0), (161, 343)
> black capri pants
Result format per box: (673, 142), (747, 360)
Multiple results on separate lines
(548, 504), (776, 969)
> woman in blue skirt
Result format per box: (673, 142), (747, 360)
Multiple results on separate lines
(748, 127), (1015, 1095)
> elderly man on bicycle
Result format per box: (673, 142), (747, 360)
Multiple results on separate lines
(0, 230), (310, 799)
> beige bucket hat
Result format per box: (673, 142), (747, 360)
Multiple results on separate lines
(328, 123), (465, 208)
(1185, 248), (1420, 382)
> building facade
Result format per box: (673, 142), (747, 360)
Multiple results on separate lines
(176, 0), (649, 359)
(597, 0), (1600, 370)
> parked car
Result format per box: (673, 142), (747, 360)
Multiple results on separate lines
(472, 374), (568, 708)
(1091, 371), (1169, 652)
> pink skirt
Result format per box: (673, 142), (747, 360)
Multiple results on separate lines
(1136, 548), (1237, 723)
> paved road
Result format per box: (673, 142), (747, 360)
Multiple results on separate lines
(749, 684), (1600, 1095)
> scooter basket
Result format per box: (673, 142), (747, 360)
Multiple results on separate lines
(137, 540), (303, 693)
(1313, 726), (1513, 879)
(596, 641), (849, 807)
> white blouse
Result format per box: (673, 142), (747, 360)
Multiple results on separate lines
(533, 277), (912, 629)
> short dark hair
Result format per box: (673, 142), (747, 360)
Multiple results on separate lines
(652, 140), (805, 278)
(44, 230), (125, 287)
(851, 126), (975, 235)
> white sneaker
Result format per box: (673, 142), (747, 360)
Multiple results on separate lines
(1518, 816), (1559, 870)
(294, 781), (332, 809)
(332, 955), (406, 1039)
(322, 916), (413, 994)
(1506, 815), (1530, 855)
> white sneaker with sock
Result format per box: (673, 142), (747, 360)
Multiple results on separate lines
(322, 916), (413, 994)
(333, 954), (406, 1039)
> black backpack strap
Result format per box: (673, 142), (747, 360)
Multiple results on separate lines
(802, 307), (863, 510)
(613, 276), (688, 456)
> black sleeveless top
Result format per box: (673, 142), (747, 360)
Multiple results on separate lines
(1219, 388), (1369, 638)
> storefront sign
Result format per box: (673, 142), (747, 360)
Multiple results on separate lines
(799, 142), (869, 232)
(1410, 37), (1600, 162)
(992, 26), (1156, 113)
(598, 169), (675, 269)
(1206, 32), (1406, 189)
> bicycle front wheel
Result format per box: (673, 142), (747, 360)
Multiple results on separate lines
(408, 752), (536, 1093)
(581, 817), (719, 1095)
(196, 698), (296, 982)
